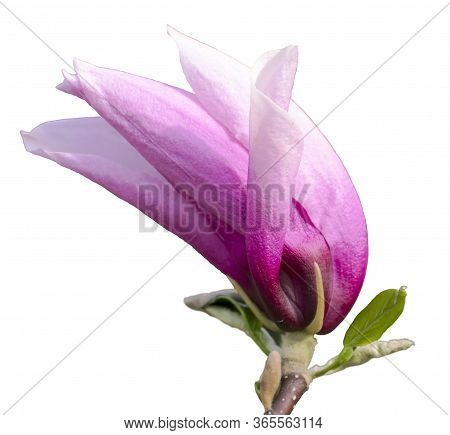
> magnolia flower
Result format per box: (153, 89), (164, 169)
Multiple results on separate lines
(22, 28), (368, 335)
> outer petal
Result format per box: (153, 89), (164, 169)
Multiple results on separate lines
(290, 103), (368, 333)
(170, 28), (368, 332)
(22, 117), (249, 285)
(58, 60), (249, 232)
(168, 26), (251, 146)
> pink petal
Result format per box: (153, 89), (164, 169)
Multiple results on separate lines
(22, 117), (249, 284)
(58, 59), (249, 233)
(168, 26), (251, 146)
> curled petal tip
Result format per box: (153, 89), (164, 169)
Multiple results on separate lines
(56, 67), (84, 97)
(21, 129), (45, 157)
(252, 44), (298, 110)
(20, 130), (32, 149)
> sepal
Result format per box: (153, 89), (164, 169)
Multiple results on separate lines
(184, 289), (281, 354)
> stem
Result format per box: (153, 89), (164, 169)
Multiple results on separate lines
(265, 372), (309, 415)
(261, 332), (315, 415)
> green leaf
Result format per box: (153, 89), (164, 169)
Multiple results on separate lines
(343, 287), (407, 348)
(184, 289), (280, 355)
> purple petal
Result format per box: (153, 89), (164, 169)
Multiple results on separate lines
(58, 59), (249, 232)
(170, 28), (368, 332)
(22, 117), (249, 285)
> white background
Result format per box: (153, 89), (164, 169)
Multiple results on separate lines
(0, 0), (449, 433)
